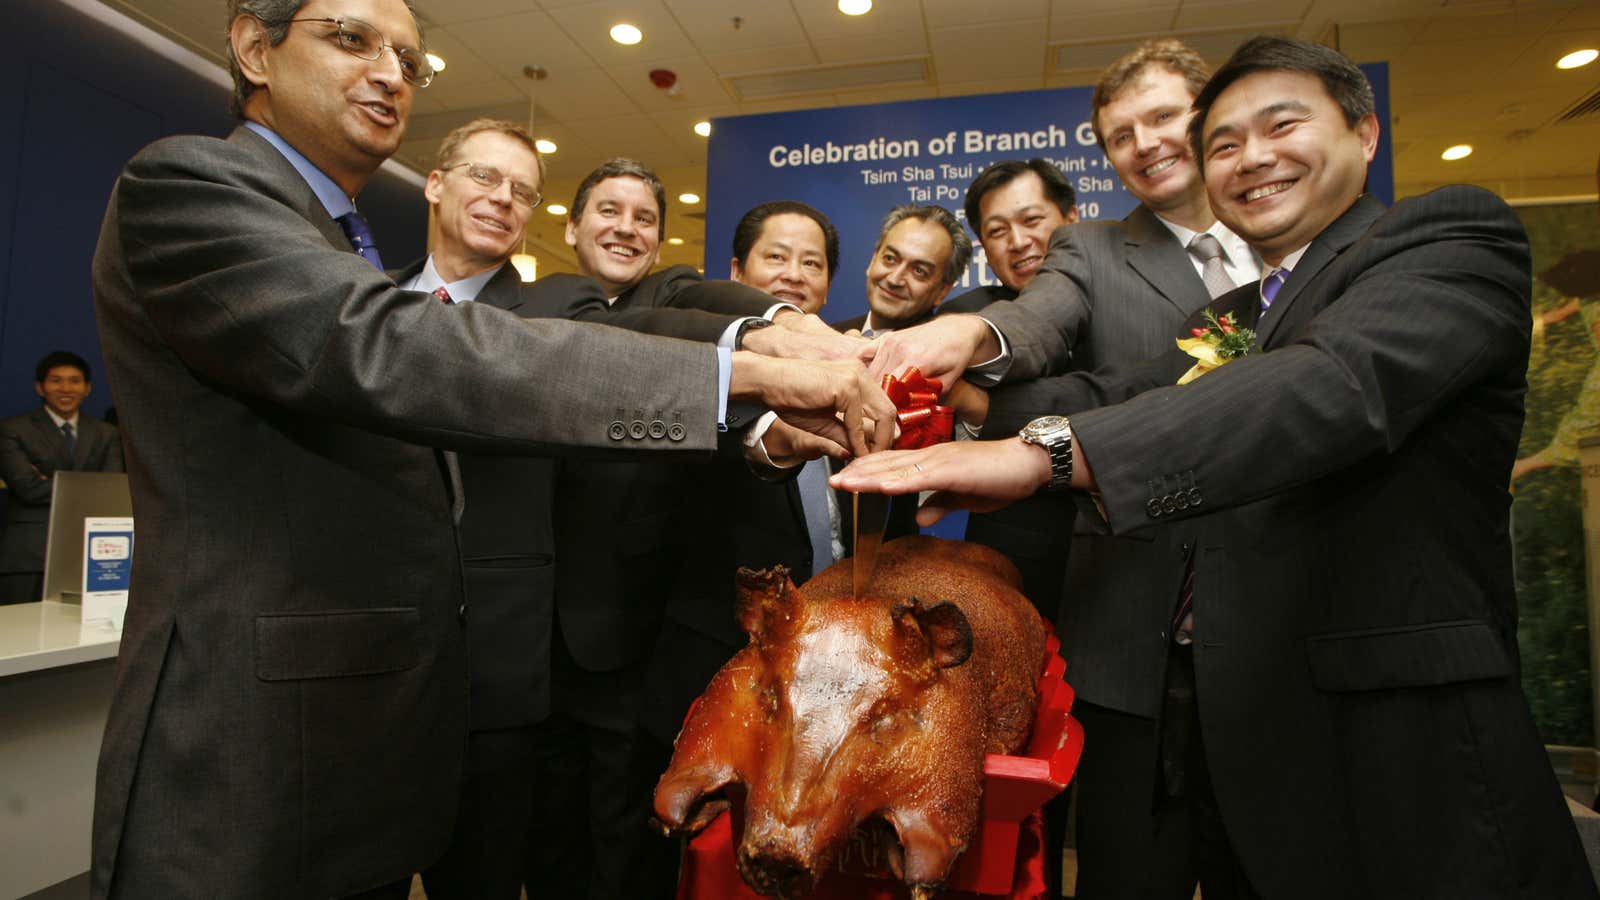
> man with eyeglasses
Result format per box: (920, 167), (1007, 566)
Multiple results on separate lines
(86, 2), (894, 899)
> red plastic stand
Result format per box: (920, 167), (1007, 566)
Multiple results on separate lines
(675, 636), (1082, 899)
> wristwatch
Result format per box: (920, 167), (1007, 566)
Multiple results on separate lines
(1018, 415), (1074, 490)
(734, 317), (773, 350)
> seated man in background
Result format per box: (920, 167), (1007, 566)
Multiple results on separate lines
(0, 351), (123, 604)
(837, 204), (971, 336)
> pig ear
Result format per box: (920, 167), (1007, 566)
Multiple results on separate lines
(735, 565), (798, 646)
(893, 598), (973, 669)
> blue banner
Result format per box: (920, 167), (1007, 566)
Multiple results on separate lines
(704, 63), (1393, 325)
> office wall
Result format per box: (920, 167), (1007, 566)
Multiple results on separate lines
(0, 0), (427, 419)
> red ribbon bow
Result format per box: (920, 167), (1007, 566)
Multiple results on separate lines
(883, 368), (954, 450)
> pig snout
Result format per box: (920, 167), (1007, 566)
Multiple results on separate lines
(737, 839), (818, 899)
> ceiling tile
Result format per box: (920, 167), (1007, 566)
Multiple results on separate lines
(703, 43), (821, 74)
(1047, 8), (1180, 42)
(924, 0), (1047, 28)
(413, 0), (542, 27)
(443, 10), (595, 77)
(610, 54), (734, 106)
(417, 75), (527, 112)
(530, 66), (642, 120)
(812, 29), (930, 64)
(793, 0), (927, 39)
(930, 20), (1049, 82)
(1413, 8), (1567, 43)
(1172, 0), (1304, 31)
(662, 0), (810, 51)
(546, 1), (700, 64)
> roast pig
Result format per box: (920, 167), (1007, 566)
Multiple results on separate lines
(653, 535), (1047, 899)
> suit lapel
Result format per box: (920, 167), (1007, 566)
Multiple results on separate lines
(29, 408), (75, 469)
(1123, 205), (1210, 319)
(228, 126), (353, 255)
(1257, 194), (1386, 347)
(476, 262), (526, 313)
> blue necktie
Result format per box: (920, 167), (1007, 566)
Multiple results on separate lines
(796, 458), (837, 578)
(336, 211), (384, 270)
(61, 422), (77, 460)
(1260, 267), (1290, 310)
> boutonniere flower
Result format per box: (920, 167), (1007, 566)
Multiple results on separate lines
(1175, 310), (1255, 385)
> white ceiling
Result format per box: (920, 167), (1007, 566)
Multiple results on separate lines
(97, 0), (1600, 273)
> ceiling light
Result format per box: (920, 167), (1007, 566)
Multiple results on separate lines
(838, 0), (872, 15)
(693, 120), (712, 137)
(510, 253), (537, 282)
(546, 203), (568, 215)
(535, 139), (557, 154)
(610, 23), (643, 45)
(425, 52), (446, 74)
(678, 192), (701, 204)
(1557, 49), (1598, 69)
(1441, 144), (1473, 161)
(668, 237), (685, 245)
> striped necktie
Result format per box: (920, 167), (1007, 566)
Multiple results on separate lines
(335, 211), (384, 270)
(1260, 268), (1290, 310)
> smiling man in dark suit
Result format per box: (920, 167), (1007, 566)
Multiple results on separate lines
(0, 351), (123, 604)
(838, 35), (1596, 900)
(86, 1), (891, 898)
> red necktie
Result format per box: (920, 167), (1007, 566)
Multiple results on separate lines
(434, 286), (454, 305)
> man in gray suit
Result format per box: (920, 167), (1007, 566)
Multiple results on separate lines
(870, 39), (1259, 898)
(87, 2), (890, 899)
(0, 351), (124, 604)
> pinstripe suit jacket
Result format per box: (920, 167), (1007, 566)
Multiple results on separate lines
(993, 187), (1594, 898)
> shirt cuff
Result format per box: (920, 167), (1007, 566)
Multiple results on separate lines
(742, 411), (796, 480)
(765, 301), (803, 320)
(717, 318), (758, 351)
(715, 346), (731, 432)
(965, 318), (1012, 387)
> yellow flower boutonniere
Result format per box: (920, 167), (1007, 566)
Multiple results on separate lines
(1175, 310), (1255, 385)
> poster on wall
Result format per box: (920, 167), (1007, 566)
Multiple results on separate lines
(1512, 197), (1600, 748)
(704, 64), (1392, 324)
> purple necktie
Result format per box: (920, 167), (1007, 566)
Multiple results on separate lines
(336, 211), (384, 270)
(1260, 267), (1289, 310)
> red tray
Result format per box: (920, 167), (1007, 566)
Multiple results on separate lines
(676, 635), (1082, 898)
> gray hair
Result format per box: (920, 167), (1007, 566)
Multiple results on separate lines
(875, 205), (972, 285)
(225, 0), (422, 117)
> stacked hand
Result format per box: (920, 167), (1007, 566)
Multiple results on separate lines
(731, 352), (896, 459)
(830, 438), (1053, 526)
(866, 313), (998, 390)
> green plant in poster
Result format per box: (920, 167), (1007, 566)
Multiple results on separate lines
(1512, 200), (1599, 747)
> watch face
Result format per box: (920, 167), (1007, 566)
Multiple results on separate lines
(1024, 415), (1069, 437)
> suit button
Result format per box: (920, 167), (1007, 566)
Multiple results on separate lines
(1180, 543), (1192, 556)
(608, 421), (627, 441)
(1187, 488), (1203, 507)
(629, 420), (647, 440)
(1147, 498), (1163, 517)
(1161, 495), (1178, 514)
(668, 423), (687, 442)
(457, 603), (467, 623)
(649, 419), (667, 439)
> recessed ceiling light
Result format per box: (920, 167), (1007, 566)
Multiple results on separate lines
(678, 192), (701, 204)
(1558, 49), (1598, 69)
(1441, 144), (1473, 161)
(610, 23), (643, 45)
(425, 52), (446, 73)
(510, 253), (537, 282)
(838, 0), (872, 15)
(535, 139), (557, 154)
(693, 120), (712, 137)
(546, 203), (568, 215)
(668, 237), (685, 245)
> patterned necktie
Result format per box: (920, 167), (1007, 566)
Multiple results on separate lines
(336, 211), (384, 270)
(1260, 267), (1290, 310)
(1187, 233), (1235, 300)
(61, 422), (77, 459)
(433, 286), (454, 305)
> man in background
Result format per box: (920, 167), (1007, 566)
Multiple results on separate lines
(837, 204), (971, 335)
(941, 159), (1078, 314)
(729, 199), (837, 316)
(0, 351), (123, 604)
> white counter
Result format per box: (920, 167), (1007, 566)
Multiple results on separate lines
(1, 601), (120, 897)
(0, 600), (120, 677)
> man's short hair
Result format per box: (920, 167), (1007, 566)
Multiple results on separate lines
(434, 118), (547, 182)
(961, 160), (1076, 236)
(1189, 36), (1375, 162)
(876, 205), (973, 285)
(1091, 39), (1211, 147)
(569, 158), (667, 238)
(35, 351), (91, 384)
(731, 201), (840, 280)
(224, 0), (423, 118)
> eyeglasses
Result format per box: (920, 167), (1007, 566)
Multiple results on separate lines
(439, 163), (543, 209)
(288, 16), (435, 88)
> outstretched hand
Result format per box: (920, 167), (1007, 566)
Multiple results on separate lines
(829, 438), (1052, 526)
(732, 353), (896, 458)
(866, 313), (999, 390)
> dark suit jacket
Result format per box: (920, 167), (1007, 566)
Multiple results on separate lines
(995, 187), (1594, 898)
(938, 283), (1015, 315)
(976, 206), (1218, 715)
(88, 126), (727, 900)
(0, 408), (124, 572)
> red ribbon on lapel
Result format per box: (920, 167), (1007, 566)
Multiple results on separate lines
(883, 368), (954, 450)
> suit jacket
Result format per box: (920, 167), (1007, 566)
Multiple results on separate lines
(976, 207), (1214, 701)
(88, 126), (727, 900)
(1001, 187), (1594, 898)
(0, 408), (124, 572)
(832, 307), (936, 335)
(938, 282), (1015, 315)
